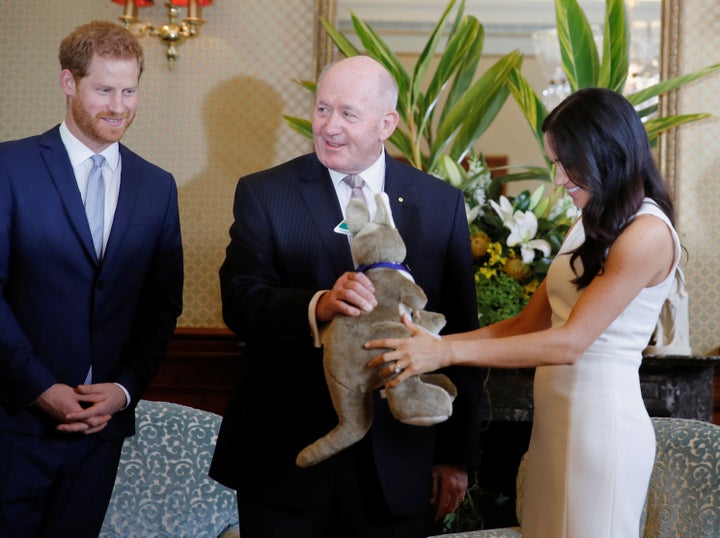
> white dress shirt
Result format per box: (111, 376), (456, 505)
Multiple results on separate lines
(309, 150), (388, 347)
(59, 121), (121, 253)
(58, 122), (130, 408)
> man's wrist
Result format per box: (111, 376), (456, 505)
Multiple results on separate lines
(113, 383), (131, 410)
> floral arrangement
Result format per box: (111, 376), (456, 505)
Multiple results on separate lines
(435, 153), (580, 327)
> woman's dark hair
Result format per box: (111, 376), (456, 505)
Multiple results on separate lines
(542, 87), (674, 289)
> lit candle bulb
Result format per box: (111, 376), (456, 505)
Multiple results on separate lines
(188, 0), (199, 19)
(122, 0), (136, 19)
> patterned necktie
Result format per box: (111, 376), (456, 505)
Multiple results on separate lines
(343, 174), (366, 205)
(85, 154), (105, 259)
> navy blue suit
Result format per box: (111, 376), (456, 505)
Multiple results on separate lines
(210, 153), (483, 534)
(0, 126), (183, 534)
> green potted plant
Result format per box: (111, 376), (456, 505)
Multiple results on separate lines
(507, 0), (720, 183)
(444, 0), (720, 532)
(284, 0), (521, 176)
(284, 2), (720, 531)
(283, 0), (569, 330)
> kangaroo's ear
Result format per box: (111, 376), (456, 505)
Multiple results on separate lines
(346, 197), (370, 235)
(373, 192), (395, 228)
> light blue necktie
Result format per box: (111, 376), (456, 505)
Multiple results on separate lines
(85, 154), (105, 259)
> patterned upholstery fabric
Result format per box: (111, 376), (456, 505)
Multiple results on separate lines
(642, 417), (720, 537)
(433, 529), (522, 538)
(100, 400), (240, 538)
(431, 417), (720, 538)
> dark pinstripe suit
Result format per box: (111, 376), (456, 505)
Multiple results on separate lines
(210, 152), (483, 532)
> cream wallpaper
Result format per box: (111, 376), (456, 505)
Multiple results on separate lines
(0, 1), (717, 354)
(0, 0), (317, 328)
(664, 0), (720, 354)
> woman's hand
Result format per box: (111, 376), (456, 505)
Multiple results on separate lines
(366, 313), (449, 388)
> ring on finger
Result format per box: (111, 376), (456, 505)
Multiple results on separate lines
(393, 363), (403, 374)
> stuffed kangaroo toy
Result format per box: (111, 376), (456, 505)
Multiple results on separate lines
(296, 193), (457, 468)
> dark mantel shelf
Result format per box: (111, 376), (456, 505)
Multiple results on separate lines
(144, 329), (720, 425)
(482, 354), (720, 423)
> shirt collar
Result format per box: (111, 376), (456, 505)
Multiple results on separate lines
(59, 121), (120, 173)
(328, 148), (386, 193)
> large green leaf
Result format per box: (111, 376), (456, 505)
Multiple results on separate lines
(447, 0), (466, 38)
(507, 67), (549, 162)
(449, 83), (508, 166)
(511, 1), (719, 170)
(555, 0), (600, 90)
(344, 13), (412, 125)
(350, 13), (410, 91)
(387, 128), (415, 164)
(320, 18), (359, 59)
(418, 17), (484, 144)
(411, 0), (460, 113)
(492, 167), (553, 185)
(598, 0), (629, 91)
(321, 15), (411, 123)
(293, 80), (316, 93)
(644, 113), (712, 143)
(437, 20), (485, 128)
(626, 63), (720, 106)
(283, 116), (313, 139)
(429, 50), (521, 171)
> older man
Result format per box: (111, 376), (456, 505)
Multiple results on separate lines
(210, 56), (483, 538)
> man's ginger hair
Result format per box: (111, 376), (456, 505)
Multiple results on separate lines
(59, 20), (144, 79)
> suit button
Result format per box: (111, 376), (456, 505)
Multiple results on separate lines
(96, 281), (105, 290)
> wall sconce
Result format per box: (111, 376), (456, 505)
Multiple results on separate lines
(113, 0), (211, 69)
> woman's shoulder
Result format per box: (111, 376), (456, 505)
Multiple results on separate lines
(625, 199), (680, 266)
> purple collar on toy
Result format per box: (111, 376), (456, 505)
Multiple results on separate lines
(356, 262), (411, 275)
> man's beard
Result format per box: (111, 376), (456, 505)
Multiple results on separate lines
(71, 97), (134, 145)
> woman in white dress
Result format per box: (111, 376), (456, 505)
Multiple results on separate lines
(366, 87), (680, 537)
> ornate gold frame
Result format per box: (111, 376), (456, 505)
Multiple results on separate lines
(658, 0), (681, 197)
(314, 0), (338, 79)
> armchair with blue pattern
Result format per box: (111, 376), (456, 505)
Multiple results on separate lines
(100, 399), (239, 538)
(432, 417), (720, 538)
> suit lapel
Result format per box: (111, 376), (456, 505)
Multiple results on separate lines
(384, 155), (417, 235)
(296, 156), (355, 273)
(39, 128), (99, 263)
(288, 154), (418, 275)
(102, 145), (139, 262)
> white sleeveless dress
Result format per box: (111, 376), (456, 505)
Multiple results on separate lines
(520, 200), (680, 538)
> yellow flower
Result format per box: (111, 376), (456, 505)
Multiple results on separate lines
(479, 266), (497, 279)
(503, 257), (530, 281)
(487, 242), (507, 267)
(470, 232), (491, 259)
(524, 279), (540, 297)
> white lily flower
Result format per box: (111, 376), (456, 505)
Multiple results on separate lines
(506, 210), (552, 263)
(465, 202), (481, 224)
(489, 195), (514, 224)
(519, 239), (552, 263)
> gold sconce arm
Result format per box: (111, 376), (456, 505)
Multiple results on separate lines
(114, 0), (210, 70)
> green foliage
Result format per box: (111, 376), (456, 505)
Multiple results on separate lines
(283, 3), (719, 531)
(286, 0), (719, 184)
(476, 270), (527, 327)
(283, 0), (522, 176)
(451, 153), (578, 327)
(507, 0), (720, 181)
